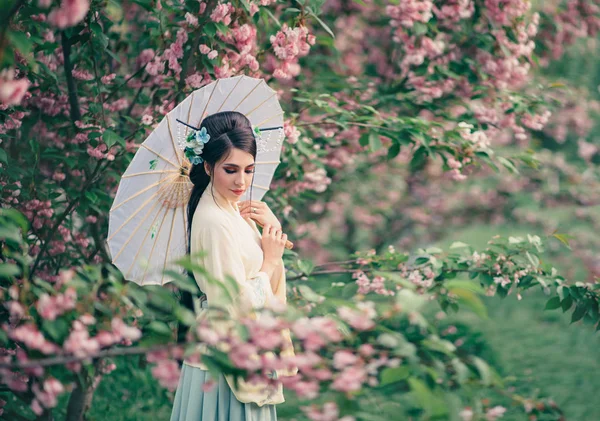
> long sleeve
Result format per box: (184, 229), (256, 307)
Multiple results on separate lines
(191, 219), (274, 318)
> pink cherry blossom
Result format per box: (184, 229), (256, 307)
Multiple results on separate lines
(48, 0), (90, 28)
(32, 377), (64, 409)
(111, 317), (142, 342)
(210, 3), (235, 26)
(333, 350), (359, 369)
(9, 324), (59, 354)
(151, 360), (181, 391)
(185, 12), (199, 27)
(331, 365), (367, 392)
(63, 321), (99, 358)
(0, 70), (30, 106)
(301, 402), (341, 421)
(337, 302), (377, 331)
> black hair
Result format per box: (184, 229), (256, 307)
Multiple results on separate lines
(179, 111), (257, 340)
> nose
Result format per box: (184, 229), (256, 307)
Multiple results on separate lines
(235, 172), (245, 187)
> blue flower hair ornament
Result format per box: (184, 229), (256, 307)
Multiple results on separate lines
(184, 126), (210, 165)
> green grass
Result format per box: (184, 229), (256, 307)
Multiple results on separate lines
(446, 290), (600, 420)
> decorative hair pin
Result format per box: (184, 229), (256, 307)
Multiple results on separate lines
(175, 118), (284, 165)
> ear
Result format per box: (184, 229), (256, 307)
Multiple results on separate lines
(204, 162), (211, 176)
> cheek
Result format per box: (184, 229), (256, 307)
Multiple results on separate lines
(214, 170), (231, 185)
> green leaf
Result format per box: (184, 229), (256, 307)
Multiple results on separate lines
(359, 133), (369, 147)
(449, 287), (488, 318)
(387, 142), (400, 160)
(414, 256), (429, 265)
(102, 129), (125, 148)
(204, 23), (218, 37)
(8, 31), (33, 56)
(380, 366), (410, 386)
(369, 132), (382, 151)
(42, 318), (70, 343)
(561, 296), (573, 313)
(412, 22), (428, 36)
(297, 284), (324, 303)
(544, 296), (561, 310)
(297, 259), (314, 275)
(311, 13), (335, 38)
(174, 307), (197, 326)
(410, 147), (428, 172)
(0, 148), (7, 164)
(1, 208), (29, 232)
(552, 233), (573, 250)
(146, 321), (172, 336)
(0, 263), (21, 278)
(571, 305), (587, 324)
(498, 157), (519, 174)
(408, 377), (447, 417)
(472, 356), (492, 386)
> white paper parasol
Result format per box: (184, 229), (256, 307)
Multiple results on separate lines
(106, 75), (286, 285)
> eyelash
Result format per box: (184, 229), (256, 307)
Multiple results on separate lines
(225, 169), (255, 174)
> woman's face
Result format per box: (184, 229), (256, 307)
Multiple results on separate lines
(206, 148), (255, 202)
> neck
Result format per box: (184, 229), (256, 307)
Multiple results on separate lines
(204, 180), (239, 214)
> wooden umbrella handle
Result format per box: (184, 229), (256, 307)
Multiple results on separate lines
(256, 221), (294, 250)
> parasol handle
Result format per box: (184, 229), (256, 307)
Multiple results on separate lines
(256, 221), (294, 250)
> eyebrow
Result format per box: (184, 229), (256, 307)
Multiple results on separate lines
(223, 163), (255, 168)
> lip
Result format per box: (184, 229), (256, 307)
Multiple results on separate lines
(231, 189), (245, 195)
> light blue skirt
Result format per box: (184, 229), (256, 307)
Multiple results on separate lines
(170, 301), (277, 421)
(170, 365), (278, 421)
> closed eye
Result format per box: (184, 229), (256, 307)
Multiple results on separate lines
(225, 169), (255, 174)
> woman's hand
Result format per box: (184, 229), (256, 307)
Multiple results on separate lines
(260, 224), (287, 264)
(239, 200), (281, 230)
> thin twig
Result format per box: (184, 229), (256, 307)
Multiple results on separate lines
(30, 161), (106, 278)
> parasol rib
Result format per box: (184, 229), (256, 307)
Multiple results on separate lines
(166, 115), (183, 166)
(185, 91), (196, 140)
(160, 181), (182, 285)
(121, 170), (179, 179)
(256, 112), (284, 127)
(232, 79), (263, 112)
(245, 92), (277, 118)
(140, 143), (181, 169)
(112, 196), (163, 260)
(139, 186), (178, 284)
(255, 160), (281, 165)
(197, 79), (220, 127)
(108, 175), (177, 241)
(125, 185), (177, 282)
(216, 76), (243, 113)
(110, 175), (174, 213)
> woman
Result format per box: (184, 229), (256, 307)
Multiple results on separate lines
(170, 110), (293, 421)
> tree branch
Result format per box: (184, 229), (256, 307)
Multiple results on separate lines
(61, 31), (82, 122)
(0, 343), (179, 370)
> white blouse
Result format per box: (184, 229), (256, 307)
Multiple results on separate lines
(184, 180), (295, 406)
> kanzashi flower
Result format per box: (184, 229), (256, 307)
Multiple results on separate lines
(184, 127), (211, 165)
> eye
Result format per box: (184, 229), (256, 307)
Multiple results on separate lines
(224, 169), (236, 174)
(245, 169), (255, 174)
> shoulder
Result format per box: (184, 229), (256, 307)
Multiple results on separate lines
(191, 209), (234, 240)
